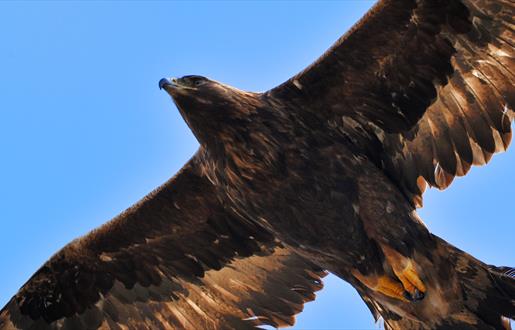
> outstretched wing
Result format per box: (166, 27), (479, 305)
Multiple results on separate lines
(267, 0), (514, 206)
(0, 149), (326, 330)
(377, 0), (515, 206)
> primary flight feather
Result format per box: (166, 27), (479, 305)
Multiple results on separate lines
(1, 1), (514, 329)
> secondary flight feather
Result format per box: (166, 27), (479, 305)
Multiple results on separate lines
(1, 0), (514, 329)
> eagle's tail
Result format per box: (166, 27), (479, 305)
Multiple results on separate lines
(359, 236), (515, 330)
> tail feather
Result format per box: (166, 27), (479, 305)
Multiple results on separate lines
(491, 266), (515, 279)
(487, 266), (515, 320)
(459, 267), (515, 326)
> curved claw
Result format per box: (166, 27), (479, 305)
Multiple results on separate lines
(380, 245), (427, 301)
(352, 270), (410, 302)
(403, 288), (425, 301)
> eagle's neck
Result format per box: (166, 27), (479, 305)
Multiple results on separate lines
(199, 105), (292, 189)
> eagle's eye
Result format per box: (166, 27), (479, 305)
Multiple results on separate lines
(183, 75), (207, 87)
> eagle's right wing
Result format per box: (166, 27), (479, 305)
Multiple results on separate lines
(363, 0), (514, 206)
(267, 0), (514, 207)
(0, 149), (326, 330)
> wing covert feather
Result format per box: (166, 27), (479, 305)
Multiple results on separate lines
(0, 150), (326, 329)
(268, 0), (514, 206)
(383, 0), (514, 205)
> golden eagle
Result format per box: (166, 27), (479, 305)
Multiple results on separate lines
(1, 1), (514, 329)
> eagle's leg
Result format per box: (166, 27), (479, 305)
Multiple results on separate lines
(380, 244), (426, 301)
(351, 270), (409, 302)
(350, 244), (426, 302)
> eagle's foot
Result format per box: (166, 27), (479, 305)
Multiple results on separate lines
(352, 270), (410, 302)
(381, 245), (426, 301)
(393, 260), (426, 301)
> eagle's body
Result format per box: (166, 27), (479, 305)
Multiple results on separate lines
(200, 94), (408, 276)
(184, 84), (484, 328)
(2, 0), (515, 329)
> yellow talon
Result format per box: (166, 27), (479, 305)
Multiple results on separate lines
(376, 276), (410, 302)
(381, 245), (427, 301)
(352, 270), (409, 302)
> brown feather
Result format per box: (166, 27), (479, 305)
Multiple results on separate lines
(0, 149), (326, 329)
(269, 0), (514, 206)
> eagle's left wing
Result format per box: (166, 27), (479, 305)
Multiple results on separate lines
(1, 246), (323, 330)
(0, 150), (326, 330)
(267, 0), (514, 206)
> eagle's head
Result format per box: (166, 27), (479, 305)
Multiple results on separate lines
(159, 75), (262, 147)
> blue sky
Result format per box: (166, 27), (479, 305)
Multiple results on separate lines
(0, 2), (513, 329)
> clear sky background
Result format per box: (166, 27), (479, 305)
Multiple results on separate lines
(0, 2), (513, 329)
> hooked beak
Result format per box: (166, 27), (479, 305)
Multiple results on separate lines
(158, 77), (178, 90)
